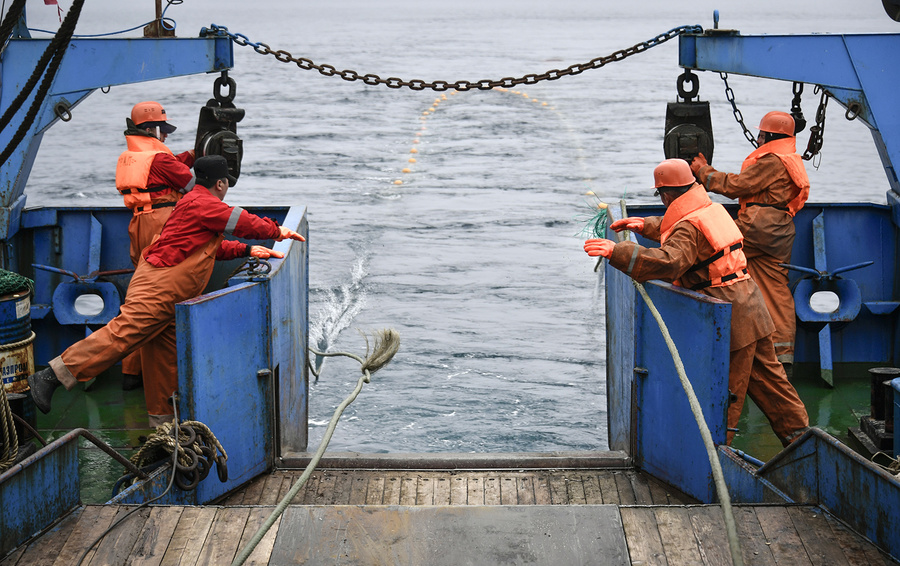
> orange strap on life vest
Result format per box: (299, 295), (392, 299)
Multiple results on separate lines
(115, 135), (175, 215)
(660, 185), (750, 290)
(739, 137), (810, 216)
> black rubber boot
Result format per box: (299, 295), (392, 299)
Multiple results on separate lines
(122, 373), (143, 391)
(27, 367), (62, 414)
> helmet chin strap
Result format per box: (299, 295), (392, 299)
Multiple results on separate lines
(154, 126), (161, 140)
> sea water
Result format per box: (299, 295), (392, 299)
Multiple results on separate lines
(22, 0), (899, 452)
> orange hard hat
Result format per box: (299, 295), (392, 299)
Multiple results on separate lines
(131, 101), (176, 133)
(757, 111), (794, 136)
(653, 158), (695, 189)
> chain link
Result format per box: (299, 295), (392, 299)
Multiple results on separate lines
(204, 24), (702, 92)
(719, 72), (758, 148)
(802, 86), (828, 162)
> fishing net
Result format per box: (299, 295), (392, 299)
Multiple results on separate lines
(0, 269), (33, 298)
(575, 194), (610, 239)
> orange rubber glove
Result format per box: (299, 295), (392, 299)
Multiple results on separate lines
(690, 153), (708, 175)
(583, 238), (615, 258)
(609, 217), (645, 234)
(276, 226), (306, 242)
(249, 245), (285, 259)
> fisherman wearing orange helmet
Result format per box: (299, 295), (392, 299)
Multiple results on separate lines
(28, 156), (305, 426)
(115, 101), (196, 391)
(690, 111), (811, 378)
(584, 159), (808, 446)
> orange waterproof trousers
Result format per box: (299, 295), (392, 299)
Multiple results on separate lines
(121, 193), (179, 376)
(51, 237), (218, 426)
(746, 254), (796, 364)
(727, 334), (808, 446)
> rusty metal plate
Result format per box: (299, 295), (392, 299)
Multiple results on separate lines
(270, 505), (629, 565)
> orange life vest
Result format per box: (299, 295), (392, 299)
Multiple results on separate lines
(739, 137), (810, 217)
(115, 135), (177, 215)
(660, 185), (750, 291)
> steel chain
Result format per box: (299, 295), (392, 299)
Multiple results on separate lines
(720, 72), (758, 148)
(802, 86), (828, 162)
(205, 24), (702, 92)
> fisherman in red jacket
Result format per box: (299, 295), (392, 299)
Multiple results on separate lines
(690, 111), (810, 378)
(116, 101), (196, 391)
(28, 155), (305, 426)
(584, 158), (808, 446)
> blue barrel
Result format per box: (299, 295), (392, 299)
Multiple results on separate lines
(0, 290), (36, 441)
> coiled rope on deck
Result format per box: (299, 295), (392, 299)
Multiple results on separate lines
(0, 269), (34, 473)
(231, 328), (400, 566)
(616, 200), (743, 566)
(0, 386), (18, 472)
(126, 419), (228, 492)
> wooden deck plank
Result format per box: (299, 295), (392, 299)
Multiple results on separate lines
(433, 476), (451, 505)
(236, 508), (282, 566)
(88, 506), (151, 566)
(499, 477), (517, 505)
(582, 474), (604, 505)
(314, 473), (337, 505)
(128, 506), (185, 566)
(787, 506), (852, 566)
(53, 505), (118, 566)
(0, 546), (25, 566)
(196, 507), (251, 565)
(628, 470), (654, 505)
(240, 472), (267, 505)
(620, 507), (668, 565)
(549, 474), (568, 504)
(688, 506), (737, 566)
(533, 475), (552, 505)
(383, 476), (402, 505)
(566, 475), (587, 505)
(755, 506), (814, 566)
(257, 473), (286, 506)
(646, 475), (673, 505)
(416, 473), (435, 505)
(483, 475), (501, 505)
(347, 474), (369, 505)
(399, 475), (418, 506)
(2, 507), (84, 566)
(614, 471), (636, 505)
(365, 476), (386, 505)
(277, 473), (296, 502)
(450, 475), (467, 505)
(654, 507), (704, 566)
(159, 506), (217, 566)
(300, 473), (320, 505)
(467, 475), (484, 505)
(516, 476), (535, 505)
(597, 471), (620, 504)
(731, 506), (777, 566)
(823, 513), (889, 566)
(329, 471), (353, 505)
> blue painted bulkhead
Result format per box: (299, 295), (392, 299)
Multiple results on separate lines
(0, 204), (309, 552)
(605, 201), (900, 557)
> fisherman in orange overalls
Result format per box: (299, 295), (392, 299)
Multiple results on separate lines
(27, 156), (305, 426)
(116, 101), (196, 391)
(584, 158), (808, 446)
(690, 111), (810, 378)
